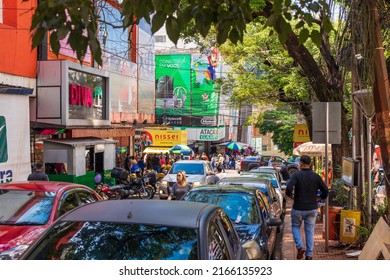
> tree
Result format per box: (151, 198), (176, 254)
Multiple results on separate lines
(257, 110), (297, 155)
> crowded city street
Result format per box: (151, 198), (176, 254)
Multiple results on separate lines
(1, 3), (389, 279)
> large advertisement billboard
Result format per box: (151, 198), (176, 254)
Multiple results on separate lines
(155, 51), (221, 126)
(155, 54), (191, 116)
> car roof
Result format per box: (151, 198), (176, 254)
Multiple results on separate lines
(174, 160), (208, 164)
(0, 181), (90, 192)
(189, 184), (259, 194)
(251, 168), (278, 173)
(58, 200), (219, 228)
(219, 176), (270, 185)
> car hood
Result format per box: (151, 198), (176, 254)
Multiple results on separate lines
(0, 225), (46, 253)
(163, 174), (206, 183)
(234, 224), (261, 243)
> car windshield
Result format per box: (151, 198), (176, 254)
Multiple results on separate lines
(247, 173), (278, 188)
(24, 222), (198, 260)
(170, 163), (204, 175)
(185, 192), (260, 225)
(0, 190), (55, 225)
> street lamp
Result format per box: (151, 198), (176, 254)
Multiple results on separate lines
(352, 89), (375, 226)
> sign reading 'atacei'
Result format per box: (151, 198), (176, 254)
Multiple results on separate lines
(199, 128), (218, 140)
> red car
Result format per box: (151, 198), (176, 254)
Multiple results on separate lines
(0, 181), (103, 259)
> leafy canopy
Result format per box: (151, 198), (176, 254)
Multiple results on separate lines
(31, 0), (332, 65)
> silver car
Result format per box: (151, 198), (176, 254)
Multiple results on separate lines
(159, 160), (214, 199)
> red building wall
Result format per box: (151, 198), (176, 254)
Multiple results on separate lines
(0, 0), (37, 78)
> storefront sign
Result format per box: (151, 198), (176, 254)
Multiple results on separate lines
(145, 130), (187, 147)
(69, 84), (93, 106)
(199, 128), (218, 140)
(185, 127), (225, 141)
(293, 124), (310, 142)
(68, 69), (105, 120)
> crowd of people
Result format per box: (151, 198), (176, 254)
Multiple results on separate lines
(121, 150), (245, 175)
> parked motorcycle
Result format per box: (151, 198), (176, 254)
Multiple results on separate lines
(97, 167), (154, 200)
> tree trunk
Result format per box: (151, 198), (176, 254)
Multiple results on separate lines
(371, 0), (390, 220)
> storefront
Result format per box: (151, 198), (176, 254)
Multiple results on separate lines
(31, 60), (134, 185)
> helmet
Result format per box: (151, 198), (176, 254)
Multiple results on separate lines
(94, 174), (102, 184)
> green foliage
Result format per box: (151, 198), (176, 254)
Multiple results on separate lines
(257, 109), (297, 155)
(31, 0), (334, 65)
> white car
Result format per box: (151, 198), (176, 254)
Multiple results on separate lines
(159, 160), (214, 199)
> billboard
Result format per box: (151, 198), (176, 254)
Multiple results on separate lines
(191, 52), (220, 118)
(155, 50), (221, 126)
(155, 54), (192, 116)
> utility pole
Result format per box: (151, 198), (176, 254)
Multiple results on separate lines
(370, 0), (390, 218)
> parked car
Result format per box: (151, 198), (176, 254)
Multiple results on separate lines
(240, 155), (299, 175)
(159, 160), (214, 199)
(217, 176), (283, 220)
(0, 181), (103, 260)
(242, 170), (286, 211)
(183, 185), (282, 260)
(240, 155), (285, 172)
(20, 200), (248, 260)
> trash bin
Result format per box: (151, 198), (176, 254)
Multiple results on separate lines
(322, 206), (343, 240)
(340, 210), (361, 244)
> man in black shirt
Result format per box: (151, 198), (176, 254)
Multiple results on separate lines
(286, 155), (328, 260)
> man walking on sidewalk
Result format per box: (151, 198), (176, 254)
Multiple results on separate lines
(286, 155), (328, 260)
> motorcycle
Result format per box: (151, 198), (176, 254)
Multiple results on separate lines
(97, 167), (154, 200)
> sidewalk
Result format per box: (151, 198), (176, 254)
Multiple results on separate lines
(281, 198), (359, 260)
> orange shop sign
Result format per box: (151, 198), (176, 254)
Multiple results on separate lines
(147, 130), (187, 147)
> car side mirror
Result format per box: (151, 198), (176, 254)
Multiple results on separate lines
(267, 217), (282, 227)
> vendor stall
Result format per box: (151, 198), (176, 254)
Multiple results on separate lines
(43, 137), (117, 189)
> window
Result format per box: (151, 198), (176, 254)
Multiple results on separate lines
(218, 210), (240, 258)
(57, 192), (79, 218)
(207, 219), (229, 260)
(78, 190), (98, 204)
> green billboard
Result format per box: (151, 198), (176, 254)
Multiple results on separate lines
(155, 54), (191, 116)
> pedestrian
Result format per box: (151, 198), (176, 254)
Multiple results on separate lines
(124, 154), (131, 172)
(268, 156), (275, 166)
(130, 160), (140, 173)
(167, 170), (192, 200)
(285, 155), (328, 260)
(27, 162), (49, 181)
(215, 165), (227, 180)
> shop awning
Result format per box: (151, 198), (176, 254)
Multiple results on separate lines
(143, 147), (171, 154)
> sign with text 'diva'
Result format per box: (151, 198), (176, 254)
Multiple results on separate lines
(312, 102), (341, 144)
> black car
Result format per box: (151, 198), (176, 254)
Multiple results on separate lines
(183, 185), (282, 260)
(20, 200), (248, 260)
(240, 155), (299, 175)
(240, 155), (285, 172)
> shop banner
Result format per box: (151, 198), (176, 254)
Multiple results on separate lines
(142, 130), (187, 147)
